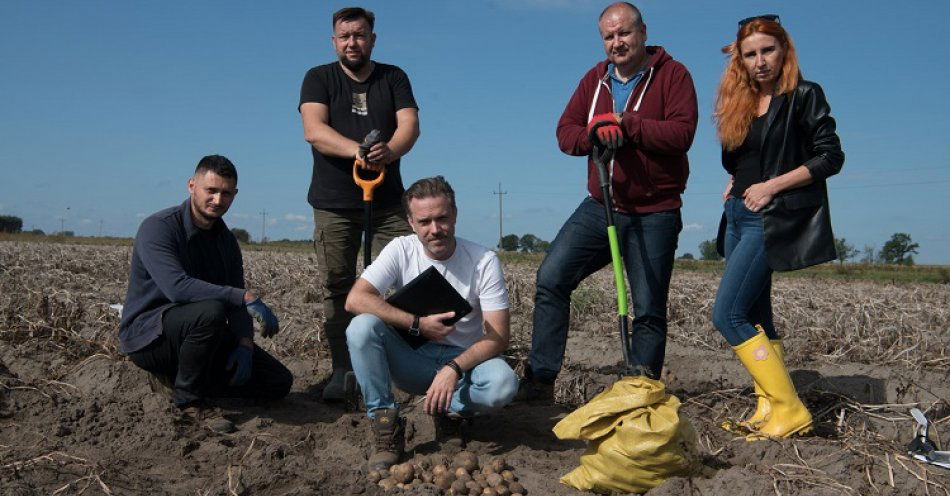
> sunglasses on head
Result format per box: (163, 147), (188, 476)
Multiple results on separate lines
(738, 14), (780, 27)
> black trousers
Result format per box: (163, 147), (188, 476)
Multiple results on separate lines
(129, 300), (293, 406)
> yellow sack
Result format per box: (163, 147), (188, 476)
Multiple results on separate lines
(553, 376), (699, 494)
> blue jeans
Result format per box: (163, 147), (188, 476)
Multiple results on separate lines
(346, 314), (518, 417)
(712, 197), (778, 346)
(528, 197), (682, 381)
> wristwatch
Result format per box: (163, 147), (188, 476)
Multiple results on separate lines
(408, 315), (421, 336)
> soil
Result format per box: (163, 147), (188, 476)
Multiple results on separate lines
(1, 241), (949, 495)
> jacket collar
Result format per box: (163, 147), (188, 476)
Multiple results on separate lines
(180, 199), (225, 240)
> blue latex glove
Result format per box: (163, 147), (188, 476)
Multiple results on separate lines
(226, 345), (253, 386)
(246, 298), (280, 337)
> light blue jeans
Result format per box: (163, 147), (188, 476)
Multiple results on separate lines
(712, 197), (779, 346)
(346, 314), (518, 418)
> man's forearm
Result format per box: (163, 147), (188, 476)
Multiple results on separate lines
(306, 121), (361, 159)
(345, 290), (414, 330)
(450, 336), (506, 372)
(386, 120), (419, 160)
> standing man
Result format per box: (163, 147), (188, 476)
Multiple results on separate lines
(519, 2), (698, 401)
(299, 7), (420, 402)
(345, 177), (518, 469)
(120, 155), (293, 417)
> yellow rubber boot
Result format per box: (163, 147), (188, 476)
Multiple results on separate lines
(739, 337), (785, 430)
(733, 333), (812, 440)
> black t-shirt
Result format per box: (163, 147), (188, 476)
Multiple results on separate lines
(299, 62), (418, 209)
(730, 114), (768, 198)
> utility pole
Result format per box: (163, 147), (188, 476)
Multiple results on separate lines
(492, 183), (507, 250)
(260, 210), (267, 245)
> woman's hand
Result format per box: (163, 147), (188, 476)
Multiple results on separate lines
(722, 176), (734, 203)
(743, 180), (776, 212)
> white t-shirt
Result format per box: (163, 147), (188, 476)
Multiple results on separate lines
(360, 235), (509, 348)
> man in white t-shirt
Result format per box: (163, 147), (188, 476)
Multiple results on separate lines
(344, 176), (518, 470)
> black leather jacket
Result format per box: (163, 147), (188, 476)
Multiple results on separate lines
(716, 80), (844, 271)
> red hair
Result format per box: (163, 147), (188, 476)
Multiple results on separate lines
(714, 19), (802, 150)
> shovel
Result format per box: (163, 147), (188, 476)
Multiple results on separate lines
(592, 145), (635, 376)
(352, 129), (384, 269)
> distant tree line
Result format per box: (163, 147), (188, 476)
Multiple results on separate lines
(0, 215), (22, 233)
(691, 232), (922, 266)
(499, 233), (550, 253)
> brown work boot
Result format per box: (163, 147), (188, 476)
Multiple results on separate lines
(433, 412), (472, 452)
(368, 409), (405, 471)
(513, 376), (555, 404)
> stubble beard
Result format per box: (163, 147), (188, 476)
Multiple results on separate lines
(339, 54), (369, 72)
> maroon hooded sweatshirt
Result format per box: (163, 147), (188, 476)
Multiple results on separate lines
(556, 46), (698, 214)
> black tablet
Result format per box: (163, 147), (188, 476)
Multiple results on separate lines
(385, 266), (473, 349)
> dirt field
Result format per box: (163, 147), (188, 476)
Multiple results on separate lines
(2, 240), (949, 495)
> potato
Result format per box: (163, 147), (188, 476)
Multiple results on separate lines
(379, 468), (390, 480)
(367, 470), (382, 483)
(416, 456), (432, 471)
(489, 456), (507, 473)
(451, 480), (470, 495)
(457, 472), (473, 484)
(433, 464), (449, 476)
(421, 471), (434, 484)
(378, 478), (396, 491)
(454, 451), (479, 472)
(486, 473), (504, 487)
(496, 486), (511, 496)
(455, 466), (470, 478)
(474, 473), (487, 485)
(466, 480), (481, 492)
(434, 473), (455, 490)
(501, 470), (516, 482)
(391, 462), (415, 484)
(482, 488), (498, 496)
(508, 481), (526, 494)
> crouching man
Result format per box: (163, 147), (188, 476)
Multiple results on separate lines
(119, 155), (293, 423)
(344, 176), (518, 470)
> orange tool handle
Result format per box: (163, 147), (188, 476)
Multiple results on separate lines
(353, 159), (386, 201)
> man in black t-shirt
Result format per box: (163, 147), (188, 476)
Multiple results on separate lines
(299, 7), (420, 402)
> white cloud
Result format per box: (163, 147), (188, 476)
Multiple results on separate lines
(284, 213), (308, 222)
(294, 225), (311, 232)
(80, 218), (93, 225)
(682, 223), (703, 232)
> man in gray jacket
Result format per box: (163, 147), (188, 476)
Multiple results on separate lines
(119, 155), (292, 412)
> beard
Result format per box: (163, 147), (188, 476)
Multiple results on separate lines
(339, 53), (369, 72)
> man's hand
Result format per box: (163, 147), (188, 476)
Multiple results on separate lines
(587, 113), (625, 150)
(743, 180), (777, 212)
(424, 365), (460, 415)
(246, 298), (280, 337)
(419, 311), (456, 341)
(226, 344), (253, 386)
(364, 142), (394, 167)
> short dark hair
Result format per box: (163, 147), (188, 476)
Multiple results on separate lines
(332, 7), (375, 31)
(402, 176), (456, 214)
(195, 154), (237, 182)
(599, 2), (644, 25)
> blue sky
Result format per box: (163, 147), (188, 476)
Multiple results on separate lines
(2, 1), (948, 263)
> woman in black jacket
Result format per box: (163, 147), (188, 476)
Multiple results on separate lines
(711, 15), (844, 440)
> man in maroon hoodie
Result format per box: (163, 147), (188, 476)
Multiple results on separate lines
(519, 2), (697, 401)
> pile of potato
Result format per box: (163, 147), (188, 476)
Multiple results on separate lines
(368, 451), (528, 495)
